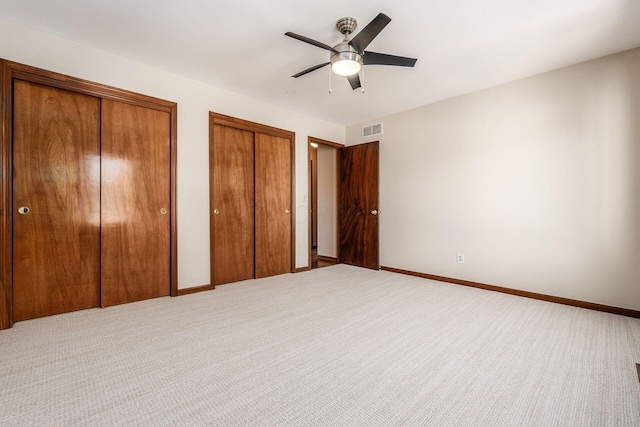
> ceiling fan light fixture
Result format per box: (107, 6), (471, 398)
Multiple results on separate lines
(332, 58), (361, 76)
(330, 44), (363, 76)
(286, 13), (417, 89)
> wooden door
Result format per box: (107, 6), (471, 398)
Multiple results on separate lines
(339, 141), (379, 270)
(211, 124), (255, 285)
(12, 80), (101, 321)
(101, 100), (171, 306)
(255, 133), (292, 278)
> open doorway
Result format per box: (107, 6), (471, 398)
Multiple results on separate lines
(308, 137), (343, 269)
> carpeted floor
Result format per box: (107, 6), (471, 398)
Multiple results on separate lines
(0, 264), (639, 426)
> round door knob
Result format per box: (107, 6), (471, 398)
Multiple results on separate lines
(160, 208), (168, 215)
(213, 208), (220, 215)
(285, 209), (290, 214)
(371, 210), (378, 215)
(18, 206), (30, 215)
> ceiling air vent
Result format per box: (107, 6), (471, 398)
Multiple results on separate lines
(362, 122), (383, 138)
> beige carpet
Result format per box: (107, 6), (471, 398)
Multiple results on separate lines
(0, 264), (639, 426)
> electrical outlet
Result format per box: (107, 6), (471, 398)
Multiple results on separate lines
(456, 253), (465, 264)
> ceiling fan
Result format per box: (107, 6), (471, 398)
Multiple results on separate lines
(285, 13), (417, 90)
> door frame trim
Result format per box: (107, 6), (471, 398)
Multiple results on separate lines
(0, 59), (179, 329)
(307, 136), (344, 270)
(209, 112), (296, 285)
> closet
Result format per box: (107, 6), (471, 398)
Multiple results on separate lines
(1, 60), (177, 328)
(209, 113), (294, 286)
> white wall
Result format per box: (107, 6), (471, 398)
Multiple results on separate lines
(0, 18), (344, 288)
(316, 145), (338, 258)
(346, 48), (640, 311)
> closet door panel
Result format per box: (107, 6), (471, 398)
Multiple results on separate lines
(101, 100), (171, 306)
(211, 125), (255, 285)
(255, 133), (292, 278)
(12, 80), (101, 321)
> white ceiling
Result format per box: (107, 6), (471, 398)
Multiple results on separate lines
(1, 0), (639, 125)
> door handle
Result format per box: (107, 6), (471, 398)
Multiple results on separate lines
(18, 206), (30, 215)
(371, 209), (378, 215)
(213, 208), (220, 215)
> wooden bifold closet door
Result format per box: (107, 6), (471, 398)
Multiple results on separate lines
(101, 100), (171, 306)
(254, 133), (291, 278)
(12, 81), (101, 321)
(211, 125), (255, 285)
(8, 69), (175, 324)
(210, 117), (294, 286)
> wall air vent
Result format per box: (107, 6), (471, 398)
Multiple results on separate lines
(362, 122), (383, 138)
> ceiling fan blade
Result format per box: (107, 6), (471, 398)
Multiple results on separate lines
(291, 62), (330, 78)
(347, 73), (361, 90)
(349, 13), (391, 53)
(363, 51), (417, 67)
(285, 32), (337, 53)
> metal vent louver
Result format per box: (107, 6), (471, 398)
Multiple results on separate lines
(362, 122), (383, 138)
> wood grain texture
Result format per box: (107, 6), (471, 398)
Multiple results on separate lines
(210, 112), (295, 140)
(255, 133), (292, 278)
(211, 124), (255, 285)
(6, 60), (180, 296)
(381, 266), (640, 319)
(101, 100), (171, 306)
(339, 141), (379, 270)
(289, 137), (296, 273)
(1, 59), (178, 329)
(12, 80), (101, 321)
(177, 284), (214, 296)
(1, 61), (13, 329)
(169, 104), (178, 297)
(209, 112), (295, 285)
(3, 60), (176, 113)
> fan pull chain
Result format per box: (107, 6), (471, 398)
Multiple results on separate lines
(361, 65), (365, 93)
(329, 65), (332, 94)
